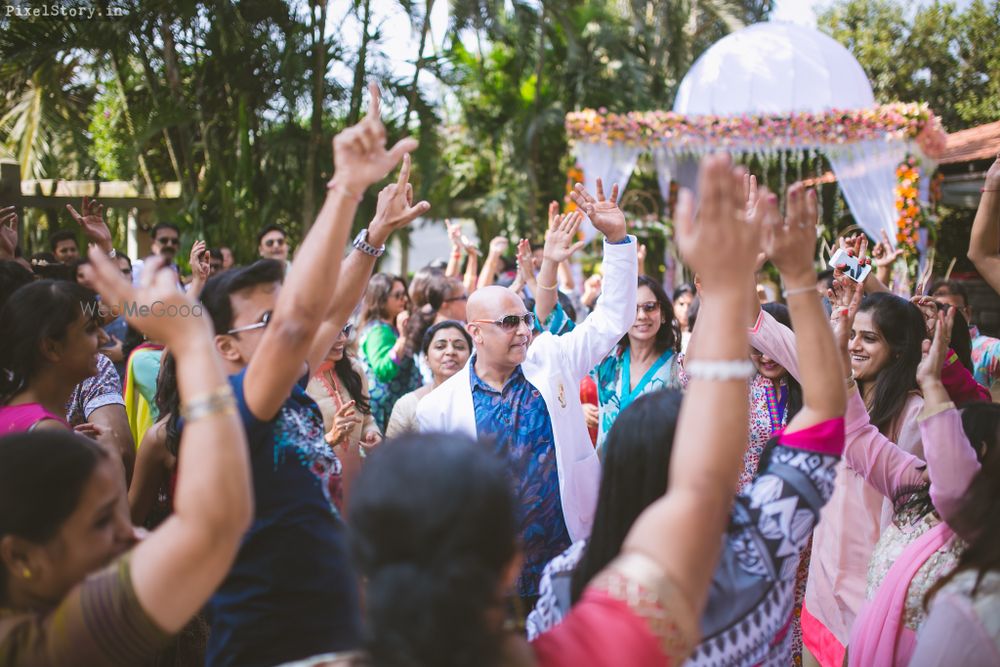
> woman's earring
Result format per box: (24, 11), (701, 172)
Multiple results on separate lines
(21, 568), (31, 579)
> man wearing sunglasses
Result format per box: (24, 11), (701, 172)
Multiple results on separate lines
(257, 223), (291, 268)
(416, 179), (638, 607)
(131, 222), (182, 287)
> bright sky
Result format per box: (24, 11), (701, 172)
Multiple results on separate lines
(772, 0), (826, 25)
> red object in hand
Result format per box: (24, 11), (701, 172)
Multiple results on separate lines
(580, 376), (599, 446)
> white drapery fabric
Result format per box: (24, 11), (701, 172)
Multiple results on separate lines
(823, 140), (909, 248)
(573, 142), (642, 240)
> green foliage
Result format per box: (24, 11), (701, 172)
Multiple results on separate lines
(0, 0), (771, 261)
(818, 0), (1000, 131)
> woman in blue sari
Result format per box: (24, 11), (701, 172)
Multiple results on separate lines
(592, 276), (685, 456)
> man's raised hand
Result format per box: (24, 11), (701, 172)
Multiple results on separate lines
(570, 178), (627, 243)
(66, 196), (113, 254)
(368, 153), (431, 246)
(330, 82), (418, 196)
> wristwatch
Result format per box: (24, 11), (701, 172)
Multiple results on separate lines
(353, 229), (385, 258)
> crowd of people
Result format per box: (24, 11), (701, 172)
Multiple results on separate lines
(1, 82), (1000, 667)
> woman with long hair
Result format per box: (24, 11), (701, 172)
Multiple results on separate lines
(405, 271), (468, 384)
(752, 287), (926, 667)
(357, 273), (422, 432)
(831, 302), (993, 666)
(306, 323), (381, 507)
(386, 321), (472, 438)
(0, 250), (252, 665)
(591, 275), (685, 456)
(128, 352), (181, 528)
(0, 280), (106, 432)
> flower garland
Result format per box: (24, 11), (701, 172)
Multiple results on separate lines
(565, 103), (947, 157)
(894, 155), (924, 259)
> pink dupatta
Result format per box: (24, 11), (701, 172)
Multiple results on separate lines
(848, 522), (954, 667)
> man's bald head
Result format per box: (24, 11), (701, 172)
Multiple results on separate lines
(466, 285), (532, 372)
(466, 285), (526, 323)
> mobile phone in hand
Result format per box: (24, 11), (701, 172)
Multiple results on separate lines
(829, 248), (872, 283)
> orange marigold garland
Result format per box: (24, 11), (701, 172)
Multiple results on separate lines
(894, 155), (923, 260)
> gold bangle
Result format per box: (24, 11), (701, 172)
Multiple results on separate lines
(536, 280), (558, 291)
(180, 385), (237, 422)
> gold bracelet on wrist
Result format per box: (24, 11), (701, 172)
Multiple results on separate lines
(536, 280), (558, 291)
(180, 385), (237, 423)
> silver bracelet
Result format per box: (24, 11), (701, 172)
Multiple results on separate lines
(685, 359), (755, 381)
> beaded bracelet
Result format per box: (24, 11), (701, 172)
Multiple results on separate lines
(180, 385), (237, 422)
(685, 359), (754, 381)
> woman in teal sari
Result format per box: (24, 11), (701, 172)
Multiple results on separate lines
(592, 276), (685, 456)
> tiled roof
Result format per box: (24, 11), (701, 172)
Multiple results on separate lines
(938, 120), (1000, 165)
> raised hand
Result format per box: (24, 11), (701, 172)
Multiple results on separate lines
(330, 82), (418, 195)
(675, 155), (763, 295)
(762, 182), (819, 284)
(910, 296), (940, 336)
(516, 239), (534, 275)
(828, 275), (864, 372)
(446, 219), (463, 249)
(368, 153), (431, 246)
(66, 196), (113, 253)
(189, 240), (211, 282)
(543, 210), (586, 264)
(0, 206), (17, 259)
(872, 230), (903, 268)
(81, 246), (210, 350)
(488, 236), (509, 257)
(570, 178), (627, 243)
(916, 307), (955, 389)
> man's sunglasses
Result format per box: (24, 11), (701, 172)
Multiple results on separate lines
(227, 310), (272, 335)
(156, 237), (179, 246)
(263, 238), (286, 248)
(471, 313), (535, 332)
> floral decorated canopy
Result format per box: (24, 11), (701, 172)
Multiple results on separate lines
(565, 22), (946, 253)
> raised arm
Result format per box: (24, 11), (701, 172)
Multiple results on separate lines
(186, 240), (211, 300)
(306, 155), (429, 373)
(761, 183), (846, 430)
(557, 179), (636, 378)
(245, 84), (416, 421)
(445, 220), (463, 278)
(967, 156), (1000, 292)
(83, 247), (252, 634)
(477, 236), (508, 288)
(916, 308), (982, 525)
(536, 211), (585, 325)
(619, 155), (762, 614)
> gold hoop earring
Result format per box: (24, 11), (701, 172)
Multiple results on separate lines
(21, 568), (31, 579)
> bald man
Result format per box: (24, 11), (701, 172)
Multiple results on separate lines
(416, 182), (638, 601)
